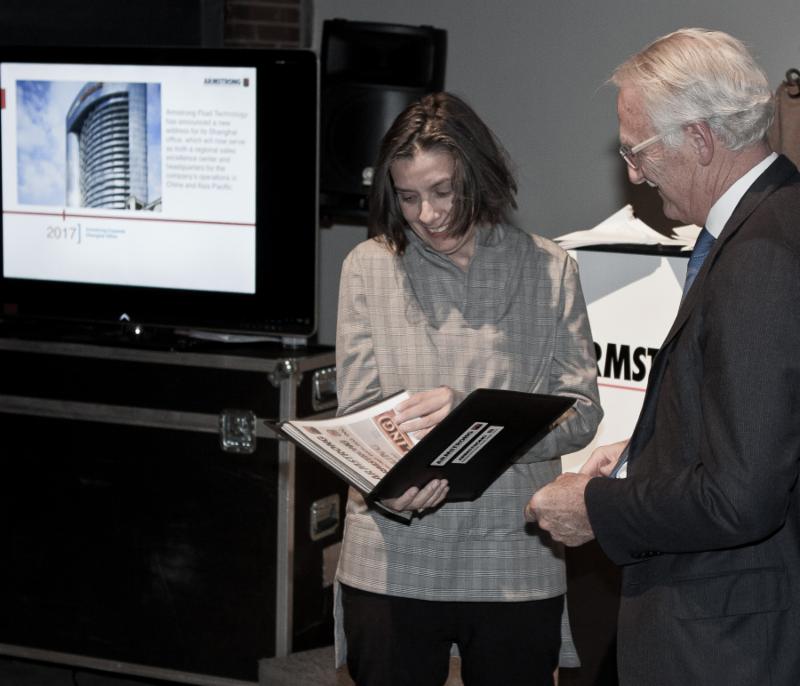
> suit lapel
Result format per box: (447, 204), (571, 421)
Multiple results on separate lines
(627, 155), (797, 465)
(660, 155), (796, 351)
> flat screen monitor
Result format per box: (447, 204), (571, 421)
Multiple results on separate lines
(0, 45), (318, 343)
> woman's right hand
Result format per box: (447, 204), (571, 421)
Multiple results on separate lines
(393, 386), (458, 439)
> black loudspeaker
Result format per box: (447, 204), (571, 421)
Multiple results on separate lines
(320, 19), (447, 224)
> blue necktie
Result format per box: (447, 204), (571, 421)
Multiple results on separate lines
(683, 227), (715, 298)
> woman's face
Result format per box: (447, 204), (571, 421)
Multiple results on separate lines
(390, 148), (475, 269)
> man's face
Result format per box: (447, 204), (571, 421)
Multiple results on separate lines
(617, 86), (700, 225)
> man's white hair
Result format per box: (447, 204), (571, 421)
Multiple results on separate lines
(612, 28), (774, 150)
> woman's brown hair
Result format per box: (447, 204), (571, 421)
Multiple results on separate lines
(368, 92), (517, 253)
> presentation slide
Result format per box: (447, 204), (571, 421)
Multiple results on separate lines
(1, 61), (257, 293)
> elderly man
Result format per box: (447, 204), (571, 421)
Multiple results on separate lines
(527, 28), (800, 685)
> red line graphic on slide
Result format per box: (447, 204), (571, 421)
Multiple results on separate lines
(4, 209), (254, 227)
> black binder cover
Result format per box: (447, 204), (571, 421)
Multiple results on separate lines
(368, 389), (575, 502)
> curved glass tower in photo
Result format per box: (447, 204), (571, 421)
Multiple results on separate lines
(65, 82), (148, 209)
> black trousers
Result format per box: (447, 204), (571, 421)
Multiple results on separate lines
(341, 584), (563, 686)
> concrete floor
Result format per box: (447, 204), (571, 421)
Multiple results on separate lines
(0, 651), (465, 686)
(0, 648), (345, 686)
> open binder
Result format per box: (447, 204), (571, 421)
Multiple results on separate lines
(274, 388), (575, 502)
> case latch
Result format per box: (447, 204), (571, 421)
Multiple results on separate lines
(311, 365), (337, 412)
(310, 493), (341, 541)
(219, 409), (257, 454)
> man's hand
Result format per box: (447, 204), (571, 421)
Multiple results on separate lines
(525, 473), (595, 546)
(579, 439), (629, 477)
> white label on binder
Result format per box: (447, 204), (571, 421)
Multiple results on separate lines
(452, 425), (504, 464)
(430, 422), (487, 466)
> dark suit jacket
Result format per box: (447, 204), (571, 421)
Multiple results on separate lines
(586, 155), (800, 685)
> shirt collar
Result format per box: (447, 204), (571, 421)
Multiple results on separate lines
(705, 152), (777, 238)
(404, 223), (503, 255)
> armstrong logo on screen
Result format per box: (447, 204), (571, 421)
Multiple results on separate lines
(204, 76), (250, 86)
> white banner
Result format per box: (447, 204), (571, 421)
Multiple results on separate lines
(563, 248), (688, 471)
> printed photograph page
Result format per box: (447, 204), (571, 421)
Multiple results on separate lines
(1, 60), (256, 293)
(284, 392), (419, 491)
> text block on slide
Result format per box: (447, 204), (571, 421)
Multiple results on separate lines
(562, 247), (688, 472)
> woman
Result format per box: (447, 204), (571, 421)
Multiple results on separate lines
(335, 92), (602, 686)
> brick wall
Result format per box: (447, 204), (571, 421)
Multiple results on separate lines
(224, 0), (311, 48)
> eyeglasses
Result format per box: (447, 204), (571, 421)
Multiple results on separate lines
(618, 133), (664, 170)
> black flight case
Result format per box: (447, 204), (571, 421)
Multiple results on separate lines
(0, 329), (345, 685)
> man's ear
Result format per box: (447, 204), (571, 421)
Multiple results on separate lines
(685, 121), (714, 165)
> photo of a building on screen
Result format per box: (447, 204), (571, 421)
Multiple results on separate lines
(15, 80), (162, 210)
(65, 82), (160, 210)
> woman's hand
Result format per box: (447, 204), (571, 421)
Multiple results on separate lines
(377, 386), (458, 513)
(393, 386), (457, 439)
(380, 479), (450, 514)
